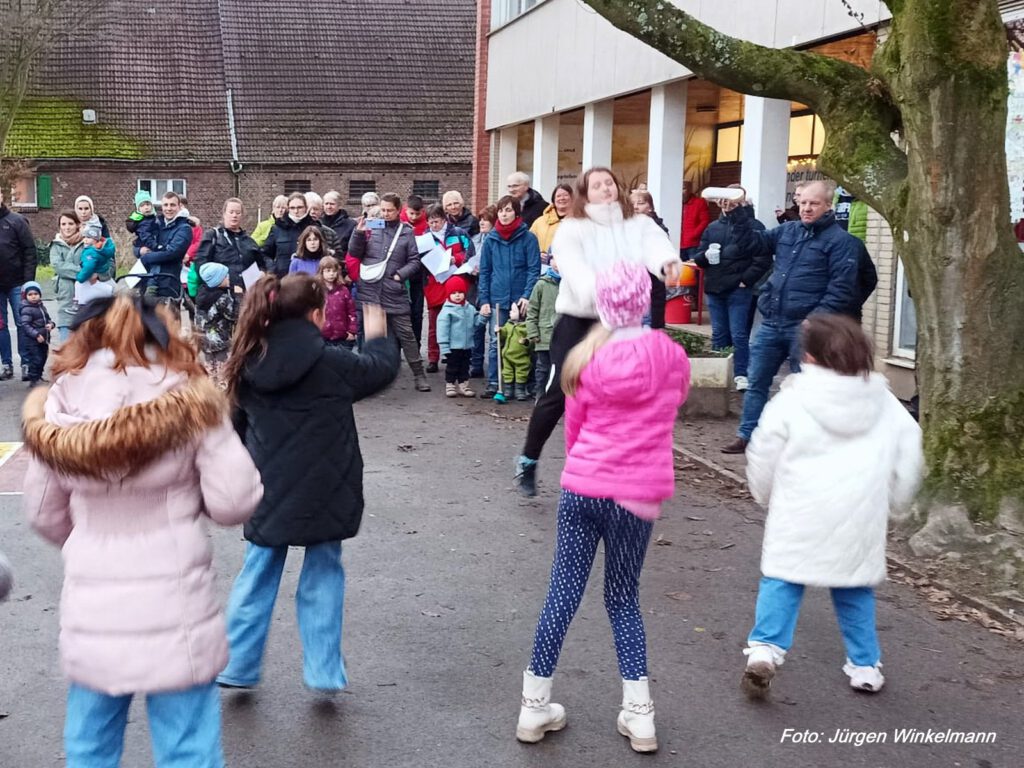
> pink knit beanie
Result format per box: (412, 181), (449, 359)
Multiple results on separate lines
(595, 261), (652, 330)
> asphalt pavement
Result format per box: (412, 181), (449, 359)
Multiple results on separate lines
(0, 370), (1021, 768)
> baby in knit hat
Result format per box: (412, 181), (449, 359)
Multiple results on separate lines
(195, 262), (242, 386)
(78, 221), (115, 284)
(126, 189), (159, 256)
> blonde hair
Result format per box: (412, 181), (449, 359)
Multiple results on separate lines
(560, 325), (613, 397)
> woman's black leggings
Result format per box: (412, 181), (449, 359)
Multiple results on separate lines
(522, 314), (596, 461)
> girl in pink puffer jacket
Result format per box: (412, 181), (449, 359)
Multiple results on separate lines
(516, 261), (690, 754)
(22, 294), (263, 768)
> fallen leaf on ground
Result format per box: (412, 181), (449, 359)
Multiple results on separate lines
(665, 591), (692, 601)
(655, 535), (672, 546)
(420, 610), (442, 618)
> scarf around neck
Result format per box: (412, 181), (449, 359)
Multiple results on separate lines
(61, 230), (84, 247)
(495, 217), (523, 241)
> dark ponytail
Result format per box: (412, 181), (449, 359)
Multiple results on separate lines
(223, 273), (326, 396)
(801, 314), (874, 378)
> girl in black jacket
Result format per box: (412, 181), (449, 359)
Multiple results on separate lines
(218, 273), (399, 692)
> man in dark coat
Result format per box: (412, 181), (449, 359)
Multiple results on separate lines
(506, 172), (548, 227)
(141, 192), (192, 297)
(722, 180), (859, 454)
(322, 190), (357, 256)
(348, 193), (431, 392)
(0, 189), (37, 379)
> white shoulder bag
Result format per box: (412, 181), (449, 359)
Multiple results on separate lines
(359, 224), (405, 283)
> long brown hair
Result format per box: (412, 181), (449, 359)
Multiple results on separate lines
(570, 167), (634, 220)
(53, 295), (203, 378)
(561, 324), (613, 397)
(296, 225), (327, 260)
(801, 314), (874, 378)
(316, 254), (343, 288)
(223, 273), (326, 396)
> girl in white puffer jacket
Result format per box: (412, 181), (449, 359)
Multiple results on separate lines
(741, 314), (923, 698)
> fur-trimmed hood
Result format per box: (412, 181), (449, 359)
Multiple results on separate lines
(23, 368), (226, 480)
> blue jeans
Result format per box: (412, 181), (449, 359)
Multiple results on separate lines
(0, 285), (23, 366)
(748, 577), (881, 666)
(737, 321), (802, 440)
(219, 541), (347, 691)
(64, 682), (223, 768)
(485, 306), (510, 388)
(705, 287), (754, 377)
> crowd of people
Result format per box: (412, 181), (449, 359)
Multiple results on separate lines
(0, 164), (924, 764)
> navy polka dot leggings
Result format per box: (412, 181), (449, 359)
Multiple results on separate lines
(529, 490), (654, 681)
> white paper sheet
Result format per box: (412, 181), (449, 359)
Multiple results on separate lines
(123, 259), (149, 289)
(454, 254), (481, 276)
(415, 233), (438, 254)
(74, 279), (115, 305)
(241, 262), (263, 289)
(420, 246), (452, 277)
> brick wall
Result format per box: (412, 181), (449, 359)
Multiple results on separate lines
(21, 161), (471, 255)
(470, 0), (492, 212)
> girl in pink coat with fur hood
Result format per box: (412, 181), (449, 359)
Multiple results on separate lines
(516, 261), (690, 755)
(22, 294), (263, 768)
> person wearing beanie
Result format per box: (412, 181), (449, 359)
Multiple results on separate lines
(525, 256), (561, 399)
(18, 280), (54, 386)
(435, 275), (481, 398)
(126, 189), (159, 265)
(77, 222), (115, 284)
(498, 301), (533, 402)
(516, 260), (690, 754)
(195, 262), (241, 386)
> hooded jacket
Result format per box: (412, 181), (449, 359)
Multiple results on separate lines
(447, 207), (480, 239)
(77, 237), (115, 283)
(519, 188), (549, 228)
(235, 319), (400, 547)
(322, 283), (357, 341)
(436, 299), (479, 356)
(529, 203), (565, 256)
(322, 209), (357, 251)
(561, 330), (690, 503)
(693, 205), (771, 295)
(49, 236), (84, 326)
(477, 222), (541, 309)
(347, 220), (421, 315)
(262, 214), (314, 277)
(0, 205), (37, 288)
(525, 272), (560, 351)
(18, 286), (52, 341)
(745, 364), (923, 587)
(22, 367), (262, 695)
(193, 226), (261, 289)
(551, 204), (678, 319)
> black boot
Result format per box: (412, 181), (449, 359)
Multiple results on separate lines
(515, 456), (538, 497)
(515, 383), (529, 402)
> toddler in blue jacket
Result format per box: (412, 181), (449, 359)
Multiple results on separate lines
(78, 222), (115, 283)
(436, 276), (481, 398)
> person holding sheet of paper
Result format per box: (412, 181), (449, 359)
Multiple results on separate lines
(423, 204), (475, 372)
(193, 198), (262, 292)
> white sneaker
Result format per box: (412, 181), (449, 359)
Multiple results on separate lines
(445, 383), (458, 398)
(617, 677), (657, 753)
(516, 670), (566, 743)
(843, 660), (885, 692)
(734, 375), (749, 391)
(742, 643), (785, 698)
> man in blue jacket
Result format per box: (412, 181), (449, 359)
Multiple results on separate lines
(722, 180), (859, 453)
(140, 192), (192, 297)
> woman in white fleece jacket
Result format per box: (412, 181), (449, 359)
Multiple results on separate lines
(741, 314), (923, 699)
(514, 167), (681, 496)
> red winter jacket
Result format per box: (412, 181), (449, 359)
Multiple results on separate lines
(680, 196), (710, 249)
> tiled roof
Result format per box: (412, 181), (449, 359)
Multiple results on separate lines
(7, 0), (477, 165)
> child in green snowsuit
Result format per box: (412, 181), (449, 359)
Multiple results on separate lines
(500, 303), (533, 402)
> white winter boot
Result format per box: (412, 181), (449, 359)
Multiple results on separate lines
(843, 659), (885, 692)
(742, 642), (787, 699)
(516, 670), (566, 743)
(616, 677), (657, 753)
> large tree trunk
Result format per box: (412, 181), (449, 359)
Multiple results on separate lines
(584, 0), (1024, 581)
(880, 2), (1024, 555)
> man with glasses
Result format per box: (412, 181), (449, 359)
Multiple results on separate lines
(506, 172), (548, 227)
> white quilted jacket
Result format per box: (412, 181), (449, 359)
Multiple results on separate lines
(746, 364), (923, 587)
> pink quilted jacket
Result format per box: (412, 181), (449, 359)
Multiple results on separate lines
(22, 352), (263, 695)
(561, 330), (690, 503)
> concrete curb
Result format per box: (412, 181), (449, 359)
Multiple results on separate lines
(672, 442), (1024, 630)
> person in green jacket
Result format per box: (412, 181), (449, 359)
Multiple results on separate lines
(525, 258), (561, 399)
(251, 195), (288, 246)
(49, 211), (85, 343)
(500, 302), (533, 402)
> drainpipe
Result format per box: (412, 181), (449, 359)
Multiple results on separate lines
(226, 88), (242, 195)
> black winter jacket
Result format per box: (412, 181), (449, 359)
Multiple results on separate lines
(19, 299), (52, 342)
(694, 206), (771, 295)
(235, 319), (400, 547)
(262, 215), (314, 277)
(520, 189), (549, 228)
(194, 226), (261, 288)
(321, 211), (357, 253)
(347, 221), (421, 315)
(448, 207), (480, 239)
(0, 206), (37, 288)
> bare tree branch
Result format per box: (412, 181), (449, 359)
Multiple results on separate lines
(584, 0), (909, 215)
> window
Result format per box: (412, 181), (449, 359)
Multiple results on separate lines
(284, 179), (311, 194)
(714, 124), (743, 164)
(10, 176), (37, 208)
(348, 179), (376, 203)
(788, 112), (825, 159)
(492, 0), (543, 28)
(892, 258), (917, 359)
(412, 180), (440, 201)
(138, 178), (187, 207)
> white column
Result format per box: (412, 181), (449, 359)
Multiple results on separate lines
(497, 125), (519, 193)
(532, 114), (560, 199)
(582, 100), (614, 169)
(740, 96), (791, 229)
(647, 82), (687, 248)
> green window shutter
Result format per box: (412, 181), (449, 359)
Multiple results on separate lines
(37, 175), (52, 209)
